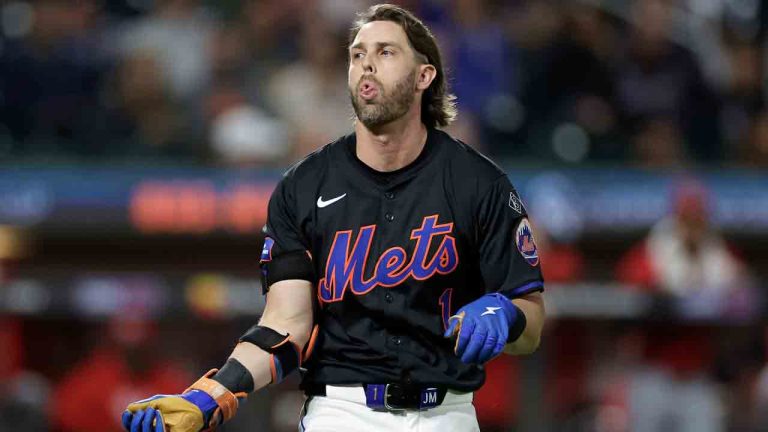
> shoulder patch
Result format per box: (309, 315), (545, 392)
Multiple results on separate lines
(261, 237), (275, 263)
(515, 218), (539, 267)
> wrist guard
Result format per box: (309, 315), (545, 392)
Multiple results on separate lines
(239, 325), (301, 384)
(185, 369), (248, 430)
(212, 358), (254, 394)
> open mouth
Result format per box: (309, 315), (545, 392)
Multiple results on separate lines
(359, 80), (379, 100)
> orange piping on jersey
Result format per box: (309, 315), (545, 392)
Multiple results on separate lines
(302, 324), (320, 362)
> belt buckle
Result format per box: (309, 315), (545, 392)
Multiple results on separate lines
(384, 384), (406, 411)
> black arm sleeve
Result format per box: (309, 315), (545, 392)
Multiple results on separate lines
(476, 175), (544, 298)
(259, 177), (314, 292)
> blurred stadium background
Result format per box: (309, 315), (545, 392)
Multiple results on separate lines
(0, 0), (767, 431)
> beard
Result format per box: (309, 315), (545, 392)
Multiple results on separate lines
(350, 71), (416, 130)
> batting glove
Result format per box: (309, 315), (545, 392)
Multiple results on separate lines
(122, 370), (246, 432)
(444, 293), (524, 365)
(122, 391), (213, 432)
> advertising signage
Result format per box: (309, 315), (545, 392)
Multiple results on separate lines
(1, 166), (767, 237)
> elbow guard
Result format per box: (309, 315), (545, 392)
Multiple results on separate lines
(239, 325), (301, 384)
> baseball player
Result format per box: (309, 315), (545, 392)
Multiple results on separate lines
(122, 4), (546, 431)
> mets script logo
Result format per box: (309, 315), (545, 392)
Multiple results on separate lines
(318, 215), (459, 303)
(516, 218), (539, 267)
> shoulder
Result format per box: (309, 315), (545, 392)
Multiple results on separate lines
(280, 134), (352, 186)
(433, 129), (508, 186)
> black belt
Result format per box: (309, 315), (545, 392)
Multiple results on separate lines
(304, 383), (449, 410)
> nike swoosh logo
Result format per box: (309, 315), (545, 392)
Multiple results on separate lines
(317, 193), (347, 208)
(481, 306), (502, 316)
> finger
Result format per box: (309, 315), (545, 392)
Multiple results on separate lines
(497, 320), (510, 344)
(445, 312), (464, 337)
(122, 411), (133, 431)
(461, 329), (488, 364)
(142, 407), (156, 432)
(477, 336), (499, 364)
(155, 410), (165, 432)
(454, 318), (475, 355)
(478, 315), (507, 357)
(131, 409), (145, 432)
(444, 317), (459, 338)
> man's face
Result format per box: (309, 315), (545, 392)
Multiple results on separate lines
(348, 21), (421, 129)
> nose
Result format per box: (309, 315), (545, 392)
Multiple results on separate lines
(362, 55), (375, 74)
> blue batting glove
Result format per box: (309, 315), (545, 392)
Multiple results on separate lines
(122, 390), (218, 432)
(444, 293), (522, 365)
(122, 370), (248, 432)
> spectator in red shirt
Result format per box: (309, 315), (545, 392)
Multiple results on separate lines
(51, 316), (191, 432)
(614, 179), (755, 432)
(616, 179), (752, 306)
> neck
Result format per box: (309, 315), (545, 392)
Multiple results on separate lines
(355, 110), (428, 172)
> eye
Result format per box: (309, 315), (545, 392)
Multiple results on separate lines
(351, 52), (364, 60)
(381, 49), (393, 57)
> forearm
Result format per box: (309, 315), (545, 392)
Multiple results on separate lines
(504, 292), (545, 355)
(229, 310), (313, 391)
(217, 279), (314, 393)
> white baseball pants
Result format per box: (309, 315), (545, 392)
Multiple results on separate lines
(298, 385), (480, 432)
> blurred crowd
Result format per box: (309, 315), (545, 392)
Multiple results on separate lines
(0, 175), (763, 432)
(538, 178), (763, 432)
(1, 0), (768, 166)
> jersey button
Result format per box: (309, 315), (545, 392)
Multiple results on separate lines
(385, 292), (393, 303)
(392, 336), (402, 346)
(384, 192), (395, 200)
(385, 212), (395, 222)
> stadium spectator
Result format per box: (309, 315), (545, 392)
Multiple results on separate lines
(536, 225), (585, 284)
(630, 118), (686, 168)
(51, 316), (191, 432)
(267, 15), (352, 159)
(0, 318), (50, 432)
(104, 51), (201, 159)
(616, 180), (752, 303)
(615, 179), (756, 432)
(524, 3), (623, 161)
(0, 0), (108, 157)
(207, 82), (289, 166)
(741, 109), (768, 167)
(443, 0), (518, 147)
(114, 0), (214, 103)
(720, 40), (764, 151)
(616, 0), (722, 162)
(224, 0), (306, 112)
(0, 0), (764, 168)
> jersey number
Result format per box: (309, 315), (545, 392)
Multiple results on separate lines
(439, 288), (453, 331)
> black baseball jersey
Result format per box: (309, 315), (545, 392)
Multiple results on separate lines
(260, 128), (544, 392)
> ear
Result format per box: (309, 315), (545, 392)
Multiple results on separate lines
(416, 64), (437, 91)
